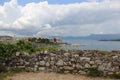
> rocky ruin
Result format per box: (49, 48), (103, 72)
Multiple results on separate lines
(1, 50), (120, 76)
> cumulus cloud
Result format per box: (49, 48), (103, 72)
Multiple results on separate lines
(0, 0), (120, 37)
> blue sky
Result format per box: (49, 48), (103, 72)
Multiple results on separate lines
(18, 0), (87, 5)
(0, 0), (120, 37)
(0, 0), (88, 5)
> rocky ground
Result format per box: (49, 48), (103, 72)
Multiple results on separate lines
(5, 72), (118, 80)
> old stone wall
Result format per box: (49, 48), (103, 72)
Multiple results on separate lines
(2, 50), (120, 76)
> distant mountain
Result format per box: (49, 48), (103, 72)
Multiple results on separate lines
(99, 39), (120, 41)
(83, 34), (120, 40)
(51, 34), (120, 40)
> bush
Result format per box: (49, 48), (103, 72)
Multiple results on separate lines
(16, 40), (36, 54)
(87, 68), (103, 77)
(57, 69), (65, 74)
(11, 67), (22, 73)
(0, 64), (7, 73)
(111, 73), (120, 79)
(47, 46), (58, 51)
(0, 42), (18, 58)
(36, 46), (58, 52)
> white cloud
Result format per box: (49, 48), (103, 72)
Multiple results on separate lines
(0, 0), (120, 37)
(0, 31), (14, 36)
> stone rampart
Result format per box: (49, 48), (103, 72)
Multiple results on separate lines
(2, 50), (120, 76)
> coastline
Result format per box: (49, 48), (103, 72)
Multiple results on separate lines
(1, 36), (120, 79)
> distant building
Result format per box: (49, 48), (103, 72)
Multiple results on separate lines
(18, 36), (32, 41)
(50, 38), (62, 43)
(0, 36), (16, 43)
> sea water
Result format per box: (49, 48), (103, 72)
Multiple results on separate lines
(60, 39), (120, 51)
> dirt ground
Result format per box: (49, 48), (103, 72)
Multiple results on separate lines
(5, 72), (118, 80)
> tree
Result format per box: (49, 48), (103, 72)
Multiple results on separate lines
(53, 38), (57, 43)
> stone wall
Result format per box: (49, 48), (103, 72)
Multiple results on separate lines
(1, 50), (120, 76)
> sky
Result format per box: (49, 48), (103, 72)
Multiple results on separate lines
(0, 0), (120, 37)
(0, 0), (90, 5)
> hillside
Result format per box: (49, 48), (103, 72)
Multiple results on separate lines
(54, 34), (120, 40)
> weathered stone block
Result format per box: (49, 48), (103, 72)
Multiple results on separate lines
(39, 61), (45, 66)
(39, 67), (46, 71)
(56, 59), (64, 66)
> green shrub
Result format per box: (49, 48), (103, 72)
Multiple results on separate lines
(0, 39), (59, 59)
(11, 67), (22, 73)
(87, 68), (103, 77)
(36, 46), (58, 52)
(0, 42), (18, 58)
(16, 40), (36, 54)
(101, 50), (109, 53)
(0, 64), (7, 73)
(57, 69), (64, 74)
(111, 73), (120, 79)
(47, 46), (58, 51)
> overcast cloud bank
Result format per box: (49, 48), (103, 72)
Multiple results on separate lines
(0, 0), (120, 37)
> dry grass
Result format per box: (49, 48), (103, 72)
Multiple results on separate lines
(5, 72), (118, 80)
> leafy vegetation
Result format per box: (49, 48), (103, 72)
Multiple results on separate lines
(0, 42), (18, 58)
(0, 39), (58, 58)
(87, 68), (103, 77)
(0, 41), (34, 58)
(11, 67), (23, 73)
(0, 64), (7, 73)
(16, 40), (36, 54)
(111, 73), (120, 79)
(101, 50), (109, 53)
(28, 37), (53, 44)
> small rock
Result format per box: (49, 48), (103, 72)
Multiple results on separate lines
(76, 63), (82, 69)
(50, 61), (55, 66)
(63, 66), (74, 70)
(18, 66), (25, 69)
(80, 57), (90, 62)
(39, 67), (45, 71)
(34, 65), (38, 68)
(39, 61), (45, 66)
(50, 53), (56, 57)
(64, 71), (70, 74)
(46, 62), (50, 67)
(90, 61), (94, 65)
(84, 63), (90, 68)
(36, 62), (39, 65)
(34, 68), (37, 72)
(64, 53), (70, 56)
(51, 57), (55, 61)
(44, 50), (48, 54)
(79, 71), (87, 75)
(73, 54), (79, 58)
(56, 59), (64, 66)
(25, 62), (30, 65)
(113, 56), (118, 59)
(16, 52), (20, 56)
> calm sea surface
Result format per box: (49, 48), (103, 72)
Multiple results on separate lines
(60, 39), (120, 51)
